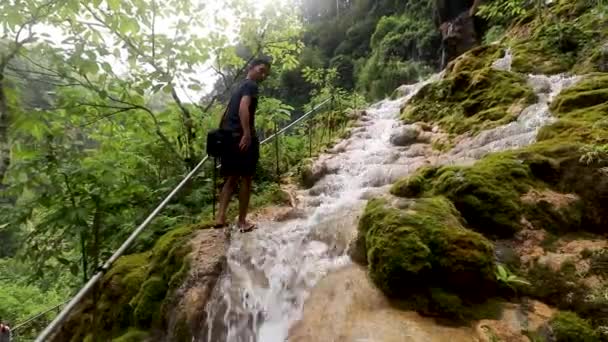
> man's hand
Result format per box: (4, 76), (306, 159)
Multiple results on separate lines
(239, 134), (251, 152)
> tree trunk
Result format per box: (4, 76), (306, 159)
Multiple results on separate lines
(0, 70), (11, 185)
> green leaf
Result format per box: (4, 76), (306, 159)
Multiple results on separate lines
(108, 0), (120, 11)
(120, 18), (140, 34)
(69, 263), (79, 276)
(101, 62), (112, 73)
(151, 84), (163, 93)
(56, 257), (70, 266)
(162, 84), (173, 94)
(497, 264), (508, 279)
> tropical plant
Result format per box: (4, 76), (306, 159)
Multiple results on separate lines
(495, 263), (531, 289)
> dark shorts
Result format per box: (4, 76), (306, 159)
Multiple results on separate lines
(220, 136), (259, 177)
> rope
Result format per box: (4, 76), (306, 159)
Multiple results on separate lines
(35, 97), (331, 342)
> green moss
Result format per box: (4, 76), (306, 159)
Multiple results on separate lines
(131, 276), (168, 327)
(508, 6), (600, 75)
(524, 261), (591, 315)
(390, 166), (437, 198)
(359, 196), (496, 300)
(392, 142), (608, 237)
(53, 223), (212, 342)
(550, 311), (598, 342)
(511, 39), (575, 75)
(112, 329), (149, 342)
(392, 153), (535, 237)
(444, 45), (504, 75)
(402, 67), (536, 135)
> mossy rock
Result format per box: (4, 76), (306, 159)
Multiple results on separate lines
(391, 153), (535, 237)
(544, 72), (608, 147)
(391, 145), (607, 237)
(550, 311), (599, 342)
(359, 196), (496, 299)
(509, 9), (596, 75)
(402, 67), (536, 135)
(510, 35), (577, 75)
(132, 276), (168, 327)
(51, 223), (212, 342)
(112, 329), (149, 342)
(444, 44), (505, 76)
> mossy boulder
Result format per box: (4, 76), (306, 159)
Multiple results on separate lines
(391, 145), (607, 237)
(444, 44), (505, 75)
(391, 154), (536, 237)
(50, 223), (211, 342)
(402, 67), (536, 135)
(521, 144), (608, 234)
(358, 196), (496, 299)
(550, 311), (598, 342)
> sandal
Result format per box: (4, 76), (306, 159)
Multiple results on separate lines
(238, 222), (257, 233)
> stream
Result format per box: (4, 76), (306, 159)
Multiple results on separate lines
(199, 52), (580, 342)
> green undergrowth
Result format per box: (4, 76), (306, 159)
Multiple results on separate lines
(550, 311), (599, 342)
(401, 63), (536, 136)
(505, 0), (608, 75)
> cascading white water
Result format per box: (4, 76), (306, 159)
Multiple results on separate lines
(201, 63), (579, 342)
(200, 79), (435, 342)
(445, 58), (580, 164)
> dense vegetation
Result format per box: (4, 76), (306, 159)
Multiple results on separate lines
(3, 0), (608, 340)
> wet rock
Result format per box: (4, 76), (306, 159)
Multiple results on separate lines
(289, 265), (477, 342)
(275, 208), (307, 222)
(346, 109), (366, 119)
(309, 206), (363, 257)
(347, 236), (367, 265)
(439, 11), (481, 64)
(402, 143), (432, 157)
(389, 125), (421, 146)
(299, 159), (336, 189)
(475, 300), (555, 342)
(166, 229), (228, 342)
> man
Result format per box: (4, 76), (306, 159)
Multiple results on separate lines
(0, 322), (11, 342)
(215, 58), (271, 232)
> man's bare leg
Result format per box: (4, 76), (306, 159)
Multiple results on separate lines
(216, 176), (238, 226)
(238, 176), (254, 230)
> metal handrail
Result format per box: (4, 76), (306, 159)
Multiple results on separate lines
(35, 97), (332, 342)
(12, 300), (70, 332)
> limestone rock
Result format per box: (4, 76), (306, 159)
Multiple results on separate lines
(289, 265), (477, 342)
(165, 229), (228, 342)
(390, 125), (421, 146)
(299, 159), (336, 189)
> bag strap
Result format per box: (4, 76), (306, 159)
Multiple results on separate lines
(218, 105), (229, 129)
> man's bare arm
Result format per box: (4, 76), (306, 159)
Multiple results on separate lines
(239, 95), (252, 136)
(238, 96), (252, 151)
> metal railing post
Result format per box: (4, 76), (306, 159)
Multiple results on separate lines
(274, 121), (280, 183)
